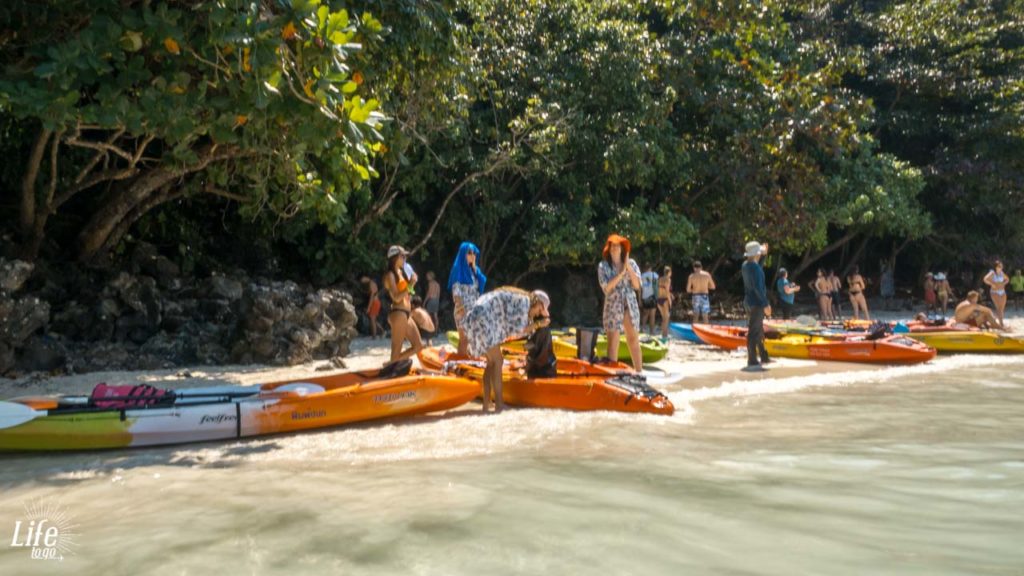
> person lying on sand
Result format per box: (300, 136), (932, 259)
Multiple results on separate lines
(954, 290), (1004, 330)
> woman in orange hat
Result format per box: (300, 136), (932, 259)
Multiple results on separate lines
(598, 234), (643, 371)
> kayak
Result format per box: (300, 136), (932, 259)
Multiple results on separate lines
(417, 346), (674, 415)
(552, 329), (669, 363)
(445, 330), (579, 358)
(691, 324), (937, 364)
(904, 331), (1024, 353)
(0, 361), (478, 452)
(446, 329), (669, 363)
(668, 323), (703, 344)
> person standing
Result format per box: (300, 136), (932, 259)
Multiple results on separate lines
(923, 272), (937, 315)
(880, 262), (895, 310)
(741, 241), (771, 372)
(846, 265), (870, 320)
(828, 269), (843, 320)
(448, 242), (487, 356)
(1011, 269), (1024, 310)
(424, 271), (441, 329)
(813, 269), (833, 321)
(935, 272), (954, 318)
(462, 288), (551, 413)
(597, 234), (643, 372)
(382, 246), (423, 362)
(640, 264), (659, 334)
(984, 260), (1010, 328)
(657, 266), (674, 338)
(686, 261), (716, 324)
(359, 276), (383, 339)
(775, 268), (800, 320)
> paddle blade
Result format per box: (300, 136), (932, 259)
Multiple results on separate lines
(0, 401), (45, 430)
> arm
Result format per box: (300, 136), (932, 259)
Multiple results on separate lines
(626, 260), (641, 290)
(983, 271), (994, 287)
(708, 274), (716, 291)
(599, 263), (627, 295)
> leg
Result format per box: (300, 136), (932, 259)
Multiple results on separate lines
(848, 297), (858, 320)
(860, 294), (870, 321)
(369, 312), (377, 338)
(387, 312), (406, 362)
(606, 329), (621, 363)
(396, 316), (424, 361)
(456, 327), (469, 357)
(659, 302), (670, 338)
(994, 293), (1007, 326)
(481, 350), (495, 412)
(746, 307), (760, 366)
(622, 307), (643, 372)
(490, 347), (505, 413)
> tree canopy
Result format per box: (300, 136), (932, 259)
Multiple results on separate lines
(1, 0), (1021, 290)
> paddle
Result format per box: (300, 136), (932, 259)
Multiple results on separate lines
(0, 401), (47, 431)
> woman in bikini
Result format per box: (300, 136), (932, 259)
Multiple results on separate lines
(657, 266), (673, 339)
(934, 272), (953, 318)
(846, 265), (870, 320)
(984, 260), (1010, 328)
(923, 273), (937, 315)
(828, 269), (843, 320)
(382, 245), (423, 362)
(813, 269), (832, 321)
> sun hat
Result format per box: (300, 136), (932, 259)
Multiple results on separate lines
(387, 245), (408, 258)
(602, 234), (632, 259)
(744, 241), (765, 258)
(530, 290), (550, 312)
(934, 272), (946, 281)
(778, 267), (787, 274)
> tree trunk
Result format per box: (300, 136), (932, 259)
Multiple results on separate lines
(792, 230), (858, 278)
(19, 127), (51, 243)
(76, 145), (244, 262)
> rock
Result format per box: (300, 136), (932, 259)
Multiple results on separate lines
(16, 336), (67, 373)
(210, 276), (244, 301)
(0, 259), (34, 294)
(0, 296), (50, 343)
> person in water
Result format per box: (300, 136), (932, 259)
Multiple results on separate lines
(462, 288), (551, 413)
(448, 242), (487, 356)
(359, 275), (383, 339)
(955, 290), (1003, 330)
(846, 265), (870, 321)
(598, 234), (643, 372)
(657, 266), (674, 338)
(741, 241), (771, 371)
(686, 261), (715, 324)
(983, 260), (1009, 328)
(382, 245), (423, 362)
(776, 268), (800, 320)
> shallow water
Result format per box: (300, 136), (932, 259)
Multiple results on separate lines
(2, 353), (1024, 575)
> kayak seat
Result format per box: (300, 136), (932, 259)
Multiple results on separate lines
(377, 358), (413, 379)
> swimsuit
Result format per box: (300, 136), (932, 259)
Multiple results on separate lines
(692, 294), (710, 315)
(991, 271), (1007, 296)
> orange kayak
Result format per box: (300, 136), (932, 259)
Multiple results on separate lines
(691, 324), (936, 364)
(0, 361), (479, 451)
(417, 346), (674, 415)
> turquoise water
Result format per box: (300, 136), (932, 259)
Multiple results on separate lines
(1, 355), (1023, 575)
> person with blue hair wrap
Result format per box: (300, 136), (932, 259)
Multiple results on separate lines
(449, 242), (487, 356)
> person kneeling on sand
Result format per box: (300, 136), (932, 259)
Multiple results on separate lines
(954, 290), (1004, 330)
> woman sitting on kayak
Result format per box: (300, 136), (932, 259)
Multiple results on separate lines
(461, 288), (551, 413)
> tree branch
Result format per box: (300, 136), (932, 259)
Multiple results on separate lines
(73, 128), (125, 184)
(65, 132), (134, 162)
(19, 127), (51, 236)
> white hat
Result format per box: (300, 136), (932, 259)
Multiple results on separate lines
(530, 290), (550, 311)
(934, 273), (946, 281)
(744, 241), (765, 258)
(387, 245), (408, 258)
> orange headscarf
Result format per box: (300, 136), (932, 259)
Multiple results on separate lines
(602, 234), (632, 259)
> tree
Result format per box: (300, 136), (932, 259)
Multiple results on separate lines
(1, 0), (384, 262)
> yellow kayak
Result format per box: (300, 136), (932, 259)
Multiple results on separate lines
(905, 331), (1024, 353)
(445, 331), (579, 358)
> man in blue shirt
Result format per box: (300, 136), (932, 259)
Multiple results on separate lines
(776, 267), (800, 319)
(741, 241), (771, 371)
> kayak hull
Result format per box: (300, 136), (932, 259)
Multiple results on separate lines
(668, 323), (703, 344)
(906, 331), (1024, 353)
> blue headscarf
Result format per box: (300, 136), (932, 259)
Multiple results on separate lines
(448, 242), (487, 294)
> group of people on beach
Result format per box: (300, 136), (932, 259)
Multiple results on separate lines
(359, 236), (1019, 401)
